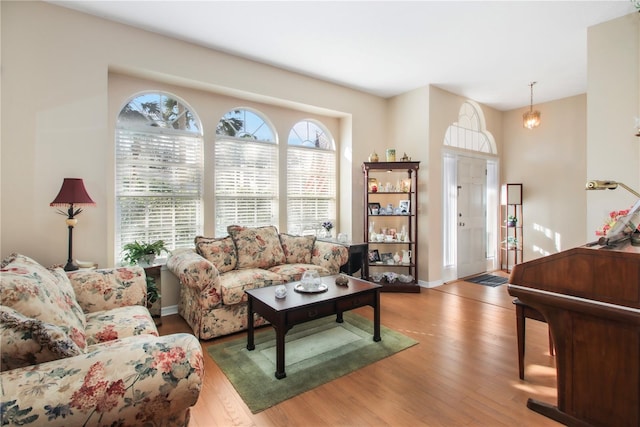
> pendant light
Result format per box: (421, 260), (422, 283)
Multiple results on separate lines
(523, 81), (541, 130)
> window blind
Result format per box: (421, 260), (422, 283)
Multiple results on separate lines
(214, 138), (278, 236)
(115, 127), (203, 259)
(287, 146), (336, 235)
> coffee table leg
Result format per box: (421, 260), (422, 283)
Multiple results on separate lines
(373, 289), (381, 342)
(275, 326), (286, 379)
(246, 296), (255, 351)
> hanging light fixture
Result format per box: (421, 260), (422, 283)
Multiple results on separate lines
(523, 81), (541, 130)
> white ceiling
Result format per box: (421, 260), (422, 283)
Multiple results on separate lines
(49, 1), (637, 111)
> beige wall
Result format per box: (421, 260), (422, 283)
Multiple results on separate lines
(1, 1), (386, 307)
(586, 13), (640, 235)
(502, 94), (587, 260)
(1, 2), (637, 307)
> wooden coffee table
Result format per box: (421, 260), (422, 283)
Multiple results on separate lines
(245, 274), (381, 379)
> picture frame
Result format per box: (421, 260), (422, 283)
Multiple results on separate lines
(380, 252), (393, 263)
(368, 249), (381, 262)
(368, 202), (381, 215)
(399, 199), (410, 214)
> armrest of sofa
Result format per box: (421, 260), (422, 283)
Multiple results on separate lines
(167, 248), (221, 293)
(311, 241), (349, 274)
(66, 266), (147, 314)
(0, 333), (203, 427)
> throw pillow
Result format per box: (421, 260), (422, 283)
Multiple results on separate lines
(0, 253), (87, 350)
(0, 305), (83, 371)
(227, 225), (286, 269)
(194, 236), (237, 273)
(279, 234), (316, 264)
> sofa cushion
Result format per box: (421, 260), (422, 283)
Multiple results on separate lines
(268, 264), (331, 283)
(85, 305), (158, 346)
(279, 233), (316, 264)
(0, 253), (87, 350)
(0, 305), (83, 371)
(219, 268), (285, 305)
(194, 235), (237, 273)
(227, 225), (286, 269)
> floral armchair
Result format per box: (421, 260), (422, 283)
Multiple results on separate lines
(0, 253), (203, 427)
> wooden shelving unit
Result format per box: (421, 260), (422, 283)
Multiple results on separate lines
(363, 161), (420, 292)
(500, 183), (523, 272)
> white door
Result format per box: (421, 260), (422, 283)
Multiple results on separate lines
(456, 156), (487, 278)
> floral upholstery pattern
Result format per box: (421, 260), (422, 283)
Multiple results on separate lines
(0, 254), (203, 426)
(84, 305), (158, 346)
(279, 233), (315, 264)
(194, 235), (237, 273)
(1, 333), (203, 427)
(219, 268), (285, 305)
(0, 306), (83, 371)
(227, 225), (286, 269)
(66, 266), (147, 313)
(0, 254), (87, 351)
(167, 227), (349, 339)
(268, 264), (329, 283)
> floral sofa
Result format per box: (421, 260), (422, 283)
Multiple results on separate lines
(167, 225), (349, 340)
(0, 253), (203, 427)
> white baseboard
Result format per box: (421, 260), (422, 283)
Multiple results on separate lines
(161, 305), (179, 317)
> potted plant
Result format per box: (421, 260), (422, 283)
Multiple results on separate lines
(506, 236), (518, 249)
(122, 240), (169, 266)
(146, 275), (161, 308)
(506, 215), (518, 227)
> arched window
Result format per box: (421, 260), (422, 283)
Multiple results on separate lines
(287, 120), (336, 235)
(215, 108), (277, 236)
(115, 91), (203, 261)
(444, 101), (496, 154)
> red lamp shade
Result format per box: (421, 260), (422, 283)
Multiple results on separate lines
(50, 178), (96, 207)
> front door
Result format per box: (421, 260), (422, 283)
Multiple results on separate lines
(456, 156), (486, 278)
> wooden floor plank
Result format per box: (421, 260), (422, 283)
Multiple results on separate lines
(159, 277), (561, 426)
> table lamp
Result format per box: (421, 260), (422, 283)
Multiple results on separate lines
(50, 178), (95, 271)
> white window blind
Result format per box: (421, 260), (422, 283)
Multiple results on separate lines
(287, 120), (336, 235)
(115, 93), (203, 261)
(215, 134), (278, 235)
(214, 109), (277, 236)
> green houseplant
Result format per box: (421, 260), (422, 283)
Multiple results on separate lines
(505, 215), (518, 227)
(122, 240), (169, 266)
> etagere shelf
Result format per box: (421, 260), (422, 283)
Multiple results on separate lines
(363, 161), (420, 292)
(500, 183), (523, 272)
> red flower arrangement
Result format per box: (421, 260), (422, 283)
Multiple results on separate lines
(596, 208), (631, 236)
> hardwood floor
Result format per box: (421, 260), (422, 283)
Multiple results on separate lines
(158, 277), (560, 426)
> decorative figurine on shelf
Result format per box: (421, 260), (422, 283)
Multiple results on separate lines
(368, 151), (379, 162)
(386, 148), (396, 162)
(400, 152), (411, 161)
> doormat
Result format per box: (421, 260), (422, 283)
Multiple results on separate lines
(465, 274), (508, 287)
(206, 312), (418, 413)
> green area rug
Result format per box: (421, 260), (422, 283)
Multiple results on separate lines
(207, 312), (418, 413)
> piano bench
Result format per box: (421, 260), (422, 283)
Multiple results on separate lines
(513, 298), (555, 380)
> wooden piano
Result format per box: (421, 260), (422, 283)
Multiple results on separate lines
(508, 241), (640, 427)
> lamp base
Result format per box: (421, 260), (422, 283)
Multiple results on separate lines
(63, 260), (79, 272)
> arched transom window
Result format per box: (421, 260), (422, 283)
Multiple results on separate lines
(444, 101), (496, 154)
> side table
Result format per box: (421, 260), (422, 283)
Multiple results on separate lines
(318, 238), (368, 278)
(143, 265), (162, 326)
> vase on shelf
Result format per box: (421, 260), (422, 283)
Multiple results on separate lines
(319, 229), (332, 238)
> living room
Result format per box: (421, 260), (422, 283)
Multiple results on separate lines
(1, 1), (639, 425)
